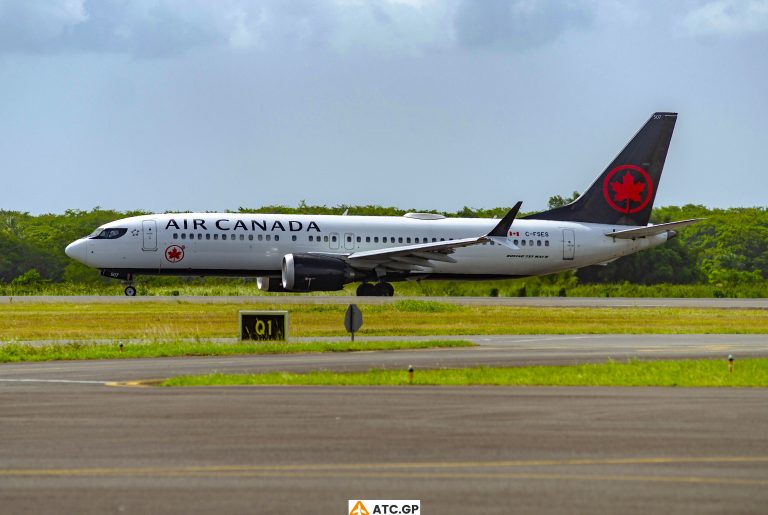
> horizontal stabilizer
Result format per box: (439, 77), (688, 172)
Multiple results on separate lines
(606, 219), (703, 239)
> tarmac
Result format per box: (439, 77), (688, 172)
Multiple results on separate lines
(1, 333), (767, 513)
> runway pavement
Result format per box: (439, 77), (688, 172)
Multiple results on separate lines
(1, 334), (767, 514)
(2, 294), (768, 309)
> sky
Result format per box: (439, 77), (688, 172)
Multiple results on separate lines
(1, 0), (767, 215)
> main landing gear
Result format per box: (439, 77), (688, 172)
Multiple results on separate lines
(356, 282), (395, 297)
(124, 285), (137, 297)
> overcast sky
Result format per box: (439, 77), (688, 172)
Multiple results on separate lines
(1, 0), (766, 215)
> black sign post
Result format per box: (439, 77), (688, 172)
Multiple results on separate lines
(240, 311), (288, 341)
(344, 304), (363, 341)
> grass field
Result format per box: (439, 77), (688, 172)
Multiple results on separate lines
(0, 300), (767, 341)
(4, 278), (768, 298)
(0, 339), (472, 363)
(161, 358), (768, 388)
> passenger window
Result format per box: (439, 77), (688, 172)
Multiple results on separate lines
(240, 234), (245, 241)
(514, 239), (519, 245)
(347, 236), (352, 243)
(382, 237), (387, 243)
(537, 240), (541, 246)
(545, 240), (550, 247)
(309, 235), (313, 242)
(415, 238), (419, 243)
(266, 235), (271, 241)
(406, 237), (411, 243)
(529, 240), (534, 246)
(181, 234), (186, 240)
(206, 234), (210, 240)
(521, 240), (526, 246)
(214, 234), (219, 240)
(365, 237), (370, 243)
(173, 233), (178, 239)
(432, 238), (437, 242)
(356, 236), (361, 243)
(275, 235), (279, 241)
(324, 236), (329, 242)
(248, 235), (253, 241)
(398, 237), (403, 243)
(198, 234), (202, 240)
(292, 235), (297, 241)
(374, 237), (379, 243)
(331, 236), (337, 242)
(258, 234), (263, 241)
(189, 234), (194, 239)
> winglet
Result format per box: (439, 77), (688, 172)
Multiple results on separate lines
(487, 202), (522, 237)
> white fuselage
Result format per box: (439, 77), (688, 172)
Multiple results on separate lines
(65, 212), (668, 280)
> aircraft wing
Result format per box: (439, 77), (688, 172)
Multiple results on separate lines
(605, 218), (704, 239)
(340, 202), (522, 273)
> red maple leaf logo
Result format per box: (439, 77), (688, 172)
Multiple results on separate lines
(165, 245), (184, 263)
(611, 172), (645, 203)
(602, 165), (653, 214)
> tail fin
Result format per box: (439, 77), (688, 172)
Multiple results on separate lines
(524, 112), (677, 226)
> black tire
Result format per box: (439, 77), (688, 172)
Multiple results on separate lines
(124, 286), (137, 297)
(356, 283), (375, 296)
(374, 282), (395, 297)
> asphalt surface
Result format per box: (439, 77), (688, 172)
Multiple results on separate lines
(1, 334), (767, 514)
(2, 294), (768, 309)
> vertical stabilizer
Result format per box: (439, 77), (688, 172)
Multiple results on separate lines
(525, 112), (677, 226)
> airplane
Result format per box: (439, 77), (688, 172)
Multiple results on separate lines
(65, 112), (701, 297)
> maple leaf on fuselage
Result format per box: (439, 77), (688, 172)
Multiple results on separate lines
(611, 172), (645, 203)
(167, 248), (182, 261)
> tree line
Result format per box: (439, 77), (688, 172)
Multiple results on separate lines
(0, 202), (765, 288)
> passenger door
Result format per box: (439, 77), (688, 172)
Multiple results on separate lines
(562, 229), (575, 260)
(142, 220), (158, 251)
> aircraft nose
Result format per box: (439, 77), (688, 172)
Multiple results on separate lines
(65, 239), (87, 263)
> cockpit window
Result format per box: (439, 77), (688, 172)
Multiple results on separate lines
(89, 228), (128, 240)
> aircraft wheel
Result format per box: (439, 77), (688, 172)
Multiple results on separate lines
(124, 286), (137, 297)
(356, 283), (376, 296)
(374, 282), (395, 297)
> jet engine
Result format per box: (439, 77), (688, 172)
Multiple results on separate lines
(281, 254), (356, 292)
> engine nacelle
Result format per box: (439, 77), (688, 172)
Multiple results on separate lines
(257, 276), (287, 292)
(281, 254), (355, 292)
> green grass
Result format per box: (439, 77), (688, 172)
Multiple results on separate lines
(4, 278), (768, 298)
(1, 302), (767, 341)
(0, 339), (472, 363)
(161, 359), (768, 388)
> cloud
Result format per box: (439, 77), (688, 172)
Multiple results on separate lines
(682, 0), (768, 37)
(0, 0), (454, 56)
(453, 0), (594, 50)
(0, 0), (88, 52)
(0, 0), (603, 57)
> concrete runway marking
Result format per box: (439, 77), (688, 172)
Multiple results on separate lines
(2, 456), (766, 478)
(0, 378), (107, 385)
